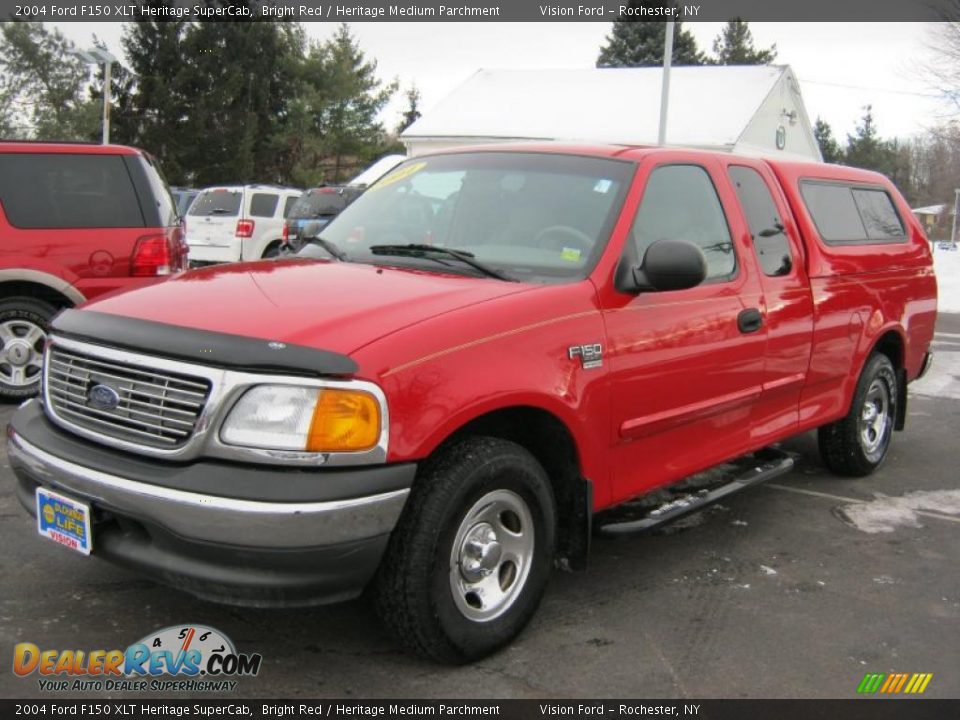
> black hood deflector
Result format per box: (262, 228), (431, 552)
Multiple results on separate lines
(50, 309), (358, 377)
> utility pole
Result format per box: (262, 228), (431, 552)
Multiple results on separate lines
(952, 188), (959, 245)
(658, 21), (675, 146)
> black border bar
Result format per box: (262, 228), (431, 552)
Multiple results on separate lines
(2, 0), (957, 22)
(1, 699), (958, 719)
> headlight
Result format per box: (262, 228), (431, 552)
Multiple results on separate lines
(220, 385), (381, 453)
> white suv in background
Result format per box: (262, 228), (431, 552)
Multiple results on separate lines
(185, 185), (302, 265)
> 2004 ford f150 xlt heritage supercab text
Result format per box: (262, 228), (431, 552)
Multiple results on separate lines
(9, 145), (937, 662)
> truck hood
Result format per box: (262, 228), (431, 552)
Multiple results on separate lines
(83, 259), (535, 358)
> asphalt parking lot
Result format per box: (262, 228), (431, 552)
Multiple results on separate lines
(1, 315), (958, 700)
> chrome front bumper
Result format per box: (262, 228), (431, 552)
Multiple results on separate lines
(9, 428), (409, 550)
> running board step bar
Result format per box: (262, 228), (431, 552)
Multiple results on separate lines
(597, 449), (795, 536)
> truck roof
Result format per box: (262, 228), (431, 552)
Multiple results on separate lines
(416, 142), (894, 186)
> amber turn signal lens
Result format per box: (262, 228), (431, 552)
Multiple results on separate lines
(306, 389), (380, 452)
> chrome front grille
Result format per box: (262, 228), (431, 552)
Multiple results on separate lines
(45, 346), (212, 449)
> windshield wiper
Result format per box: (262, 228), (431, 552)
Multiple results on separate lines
(369, 244), (514, 281)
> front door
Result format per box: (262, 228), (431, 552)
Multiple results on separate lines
(600, 156), (768, 504)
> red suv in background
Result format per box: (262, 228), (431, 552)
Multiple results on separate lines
(0, 141), (187, 400)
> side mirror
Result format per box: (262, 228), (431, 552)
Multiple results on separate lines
(615, 239), (707, 294)
(301, 221), (323, 240)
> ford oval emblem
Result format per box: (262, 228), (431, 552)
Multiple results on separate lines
(87, 383), (120, 411)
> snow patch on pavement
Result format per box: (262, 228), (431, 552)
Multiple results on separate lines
(837, 489), (960, 533)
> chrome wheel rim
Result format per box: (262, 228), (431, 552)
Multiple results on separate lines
(859, 377), (891, 459)
(0, 319), (46, 387)
(449, 489), (534, 623)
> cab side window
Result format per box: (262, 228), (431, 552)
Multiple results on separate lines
(631, 165), (736, 281)
(729, 165), (793, 277)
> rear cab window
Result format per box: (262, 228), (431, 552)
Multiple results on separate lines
(800, 180), (906, 244)
(0, 152), (145, 229)
(189, 190), (242, 217)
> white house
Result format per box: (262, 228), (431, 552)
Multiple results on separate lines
(401, 65), (822, 162)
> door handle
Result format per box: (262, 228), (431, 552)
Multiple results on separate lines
(738, 308), (763, 334)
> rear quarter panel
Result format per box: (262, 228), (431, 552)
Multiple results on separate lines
(768, 161), (937, 429)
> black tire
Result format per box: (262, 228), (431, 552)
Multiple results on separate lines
(375, 436), (556, 663)
(818, 352), (898, 477)
(0, 297), (56, 402)
(262, 242), (282, 259)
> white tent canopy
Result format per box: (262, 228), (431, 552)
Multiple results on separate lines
(402, 65), (822, 162)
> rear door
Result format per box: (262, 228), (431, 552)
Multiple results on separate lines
(600, 154), (768, 503)
(726, 161), (814, 442)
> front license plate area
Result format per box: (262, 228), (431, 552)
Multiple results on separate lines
(36, 487), (92, 555)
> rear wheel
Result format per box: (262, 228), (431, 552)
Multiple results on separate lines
(0, 297), (55, 401)
(818, 352), (897, 477)
(375, 436), (556, 663)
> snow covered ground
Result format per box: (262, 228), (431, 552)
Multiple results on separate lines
(912, 249), (960, 401)
(933, 244), (960, 314)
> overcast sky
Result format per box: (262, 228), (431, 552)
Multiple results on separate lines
(52, 21), (949, 142)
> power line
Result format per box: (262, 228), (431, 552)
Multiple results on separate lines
(798, 77), (942, 99)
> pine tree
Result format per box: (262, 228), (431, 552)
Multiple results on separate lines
(845, 105), (898, 176)
(597, 3), (705, 67)
(176, 13), (305, 185)
(119, 14), (191, 180)
(396, 85), (421, 135)
(813, 117), (843, 164)
(315, 24), (397, 182)
(711, 19), (776, 65)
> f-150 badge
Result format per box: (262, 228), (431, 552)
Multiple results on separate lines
(568, 343), (603, 369)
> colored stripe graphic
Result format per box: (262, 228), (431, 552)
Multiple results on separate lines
(858, 673), (885, 693)
(858, 672), (933, 694)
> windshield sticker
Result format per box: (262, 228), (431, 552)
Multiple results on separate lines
(561, 247), (582, 262)
(593, 179), (613, 194)
(368, 162), (427, 192)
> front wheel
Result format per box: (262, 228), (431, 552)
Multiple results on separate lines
(375, 436), (556, 663)
(818, 352), (897, 477)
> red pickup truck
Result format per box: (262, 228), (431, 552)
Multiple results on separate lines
(8, 145), (937, 663)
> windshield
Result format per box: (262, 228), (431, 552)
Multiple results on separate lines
(301, 152), (633, 283)
(189, 189), (241, 217)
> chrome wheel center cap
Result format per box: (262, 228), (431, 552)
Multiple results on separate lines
(459, 523), (502, 582)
